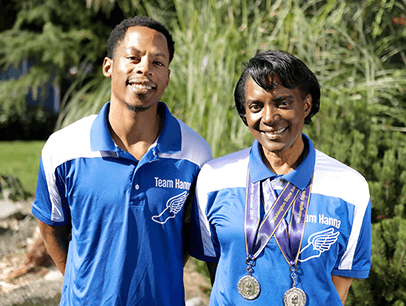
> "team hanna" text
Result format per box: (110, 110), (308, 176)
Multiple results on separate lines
(306, 214), (341, 229)
(154, 177), (191, 190)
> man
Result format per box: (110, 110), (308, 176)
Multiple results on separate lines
(190, 50), (371, 305)
(32, 16), (212, 305)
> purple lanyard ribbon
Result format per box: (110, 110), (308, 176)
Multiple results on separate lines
(244, 172), (312, 265)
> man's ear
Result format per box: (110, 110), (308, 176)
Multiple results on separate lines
(103, 57), (113, 78)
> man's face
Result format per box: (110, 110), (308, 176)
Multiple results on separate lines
(103, 26), (171, 112)
(245, 76), (312, 159)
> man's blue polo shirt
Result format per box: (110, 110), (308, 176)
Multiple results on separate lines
(190, 135), (371, 305)
(33, 102), (212, 306)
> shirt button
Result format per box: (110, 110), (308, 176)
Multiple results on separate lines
(135, 184), (140, 190)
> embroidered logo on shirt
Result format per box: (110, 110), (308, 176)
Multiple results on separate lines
(152, 191), (188, 224)
(298, 228), (340, 262)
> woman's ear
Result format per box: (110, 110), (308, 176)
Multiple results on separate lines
(304, 94), (312, 117)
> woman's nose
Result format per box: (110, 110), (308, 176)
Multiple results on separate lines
(262, 104), (279, 124)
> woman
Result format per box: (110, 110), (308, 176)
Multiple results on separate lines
(190, 50), (371, 305)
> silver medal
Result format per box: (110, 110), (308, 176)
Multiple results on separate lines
(283, 287), (306, 306)
(237, 275), (261, 300)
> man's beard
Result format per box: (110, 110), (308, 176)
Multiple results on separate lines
(125, 101), (151, 113)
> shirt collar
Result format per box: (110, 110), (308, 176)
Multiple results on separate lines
(155, 102), (182, 154)
(248, 134), (315, 190)
(90, 102), (181, 154)
(90, 102), (116, 152)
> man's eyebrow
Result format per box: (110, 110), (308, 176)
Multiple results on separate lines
(126, 47), (168, 59)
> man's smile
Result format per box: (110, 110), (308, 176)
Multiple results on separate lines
(127, 79), (156, 91)
(129, 83), (154, 90)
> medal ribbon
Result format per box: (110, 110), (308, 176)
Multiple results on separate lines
(274, 185), (312, 265)
(244, 172), (312, 264)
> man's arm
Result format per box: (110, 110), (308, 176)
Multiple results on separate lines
(332, 275), (353, 305)
(38, 220), (71, 275)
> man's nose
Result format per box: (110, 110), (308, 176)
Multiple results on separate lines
(136, 57), (152, 75)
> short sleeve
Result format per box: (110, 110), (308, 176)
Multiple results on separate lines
(32, 154), (70, 226)
(189, 170), (220, 262)
(333, 199), (371, 279)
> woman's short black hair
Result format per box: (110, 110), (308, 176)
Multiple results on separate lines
(234, 50), (320, 125)
(106, 16), (175, 63)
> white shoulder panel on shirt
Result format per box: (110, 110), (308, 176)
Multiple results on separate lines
(42, 115), (101, 174)
(197, 148), (250, 195)
(312, 150), (370, 207)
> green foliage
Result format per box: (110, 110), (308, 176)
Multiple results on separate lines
(153, 0), (273, 156)
(347, 218), (406, 305)
(0, 0), (130, 133)
(55, 76), (112, 129)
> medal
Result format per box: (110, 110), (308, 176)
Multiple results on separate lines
(238, 257), (261, 299)
(283, 287), (306, 306)
(237, 275), (261, 300)
(283, 264), (306, 306)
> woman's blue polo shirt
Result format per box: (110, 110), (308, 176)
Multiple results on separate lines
(190, 135), (371, 305)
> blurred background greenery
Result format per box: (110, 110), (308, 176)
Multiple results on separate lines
(1, 0), (406, 304)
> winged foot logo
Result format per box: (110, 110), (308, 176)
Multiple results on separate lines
(299, 228), (340, 262)
(152, 191), (188, 224)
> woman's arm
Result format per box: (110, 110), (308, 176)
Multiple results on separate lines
(332, 275), (353, 305)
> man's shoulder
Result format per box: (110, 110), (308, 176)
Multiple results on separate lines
(159, 102), (210, 155)
(46, 115), (97, 149)
(163, 117), (212, 168)
(41, 115), (98, 168)
(177, 119), (211, 150)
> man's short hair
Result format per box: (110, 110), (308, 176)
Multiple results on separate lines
(234, 50), (320, 125)
(106, 16), (175, 63)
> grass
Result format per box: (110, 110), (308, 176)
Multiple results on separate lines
(0, 141), (45, 196)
